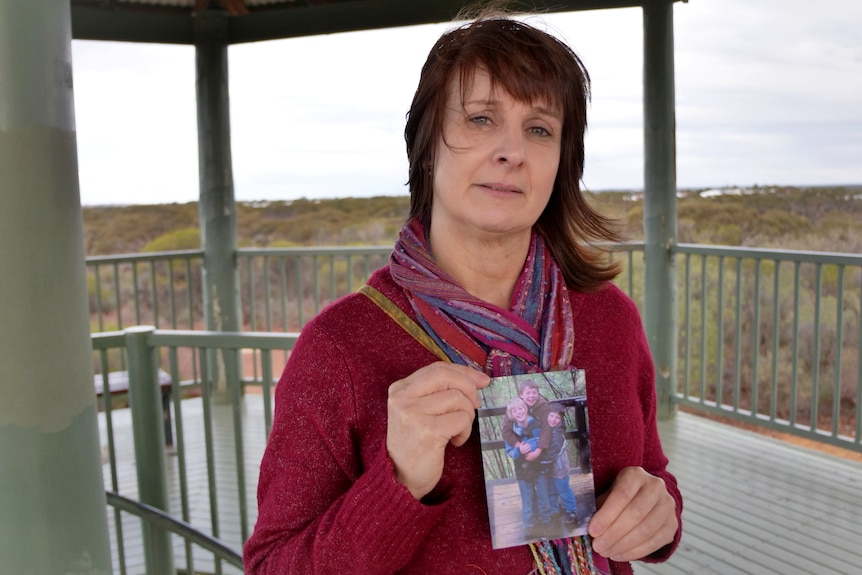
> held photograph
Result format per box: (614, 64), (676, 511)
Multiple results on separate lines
(478, 370), (597, 550)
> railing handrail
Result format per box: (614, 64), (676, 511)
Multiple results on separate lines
(237, 245), (392, 257)
(86, 249), (205, 265)
(105, 490), (243, 570)
(84, 242), (862, 265)
(675, 242), (862, 265)
(93, 328), (299, 351)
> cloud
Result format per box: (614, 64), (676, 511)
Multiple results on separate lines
(71, 1), (862, 205)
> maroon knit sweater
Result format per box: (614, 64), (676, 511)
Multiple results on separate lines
(244, 268), (682, 575)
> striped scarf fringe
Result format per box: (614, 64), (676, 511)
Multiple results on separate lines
(529, 536), (600, 575)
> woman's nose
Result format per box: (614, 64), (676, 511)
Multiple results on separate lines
(493, 127), (525, 166)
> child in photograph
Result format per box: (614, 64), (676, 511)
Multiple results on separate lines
(501, 379), (552, 452)
(504, 397), (553, 540)
(542, 403), (579, 527)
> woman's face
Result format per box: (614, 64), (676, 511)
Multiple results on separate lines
(430, 68), (562, 242)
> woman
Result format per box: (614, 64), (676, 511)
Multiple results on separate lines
(244, 12), (682, 575)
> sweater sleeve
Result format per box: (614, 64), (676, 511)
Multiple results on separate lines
(618, 298), (684, 567)
(632, 323), (684, 564)
(243, 317), (450, 575)
(575, 285), (684, 574)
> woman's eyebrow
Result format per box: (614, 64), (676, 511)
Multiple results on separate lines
(532, 105), (563, 121)
(462, 99), (561, 120)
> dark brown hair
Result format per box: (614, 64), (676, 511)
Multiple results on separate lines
(404, 12), (621, 291)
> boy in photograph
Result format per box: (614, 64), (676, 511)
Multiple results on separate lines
(501, 379), (552, 452)
(542, 403), (580, 528)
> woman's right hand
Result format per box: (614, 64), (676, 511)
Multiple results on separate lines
(386, 362), (490, 500)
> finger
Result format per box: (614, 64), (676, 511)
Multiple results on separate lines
(390, 362), (489, 407)
(590, 469), (677, 560)
(390, 387), (480, 420)
(589, 467), (645, 539)
(447, 409), (477, 447)
(602, 508), (678, 562)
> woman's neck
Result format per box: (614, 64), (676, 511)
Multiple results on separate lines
(429, 221), (531, 309)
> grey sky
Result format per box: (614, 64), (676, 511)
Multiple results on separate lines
(71, 0), (862, 206)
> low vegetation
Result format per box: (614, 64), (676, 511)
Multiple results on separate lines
(83, 185), (862, 256)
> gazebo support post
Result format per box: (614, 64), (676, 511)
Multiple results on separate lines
(194, 10), (242, 402)
(642, 0), (679, 420)
(0, 1), (112, 572)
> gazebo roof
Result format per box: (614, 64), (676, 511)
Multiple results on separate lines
(70, 0), (667, 44)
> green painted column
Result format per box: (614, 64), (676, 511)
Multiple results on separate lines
(194, 11), (241, 400)
(643, 0), (678, 420)
(0, 1), (112, 573)
(125, 327), (174, 575)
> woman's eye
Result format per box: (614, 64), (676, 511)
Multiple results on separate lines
(469, 115), (491, 125)
(530, 126), (551, 137)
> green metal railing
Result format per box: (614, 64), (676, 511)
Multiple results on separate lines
(93, 328), (298, 575)
(86, 247), (392, 333)
(88, 243), (862, 455)
(87, 250), (205, 332)
(105, 491), (243, 570)
(88, 239), (862, 568)
(237, 246), (391, 331)
(672, 244), (862, 452)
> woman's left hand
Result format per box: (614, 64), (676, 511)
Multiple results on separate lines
(588, 466), (678, 562)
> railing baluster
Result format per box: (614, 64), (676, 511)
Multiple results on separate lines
(262, 349), (274, 439)
(734, 257), (742, 412)
(94, 264), (104, 332)
(812, 263), (823, 432)
(168, 259), (177, 329)
(169, 346), (194, 575)
(330, 254), (337, 303)
(313, 254), (320, 315)
(771, 260), (781, 423)
(752, 259), (762, 418)
(132, 262), (141, 325)
(185, 258), (194, 329)
(263, 256), (272, 332)
(699, 254), (708, 403)
(279, 257), (287, 332)
(247, 255), (257, 331)
(683, 253), (692, 399)
(791, 261), (801, 427)
(114, 262), (123, 330)
(717, 255), (725, 407)
(833, 265), (845, 438)
(296, 253), (304, 328)
(198, 347), (223, 575)
(230, 346), (249, 543)
(150, 259), (158, 327)
(99, 349), (127, 575)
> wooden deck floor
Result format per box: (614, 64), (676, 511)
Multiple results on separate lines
(99, 399), (862, 574)
(634, 414), (862, 575)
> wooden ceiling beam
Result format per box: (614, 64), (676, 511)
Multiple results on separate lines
(71, 0), (664, 45)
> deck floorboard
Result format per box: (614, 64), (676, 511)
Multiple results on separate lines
(99, 398), (862, 574)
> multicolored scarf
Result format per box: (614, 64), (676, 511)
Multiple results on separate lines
(389, 218), (611, 575)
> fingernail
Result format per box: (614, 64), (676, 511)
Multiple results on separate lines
(592, 539), (606, 555)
